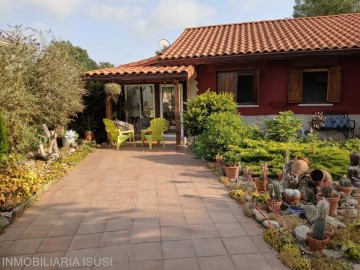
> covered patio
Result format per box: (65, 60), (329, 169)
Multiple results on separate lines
(83, 63), (196, 146)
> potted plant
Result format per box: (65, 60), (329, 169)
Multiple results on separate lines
(82, 115), (97, 141)
(316, 185), (340, 217)
(215, 153), (224, 168)
(254, 162), (270, 192)
(306, 200), (330, 252)
(104, 83), (121, 104)
(284, 188), (301, 204)
(62, 130), (78, 147)
(336, 176), (353, 199)
(266, 181), (282, 213)
(223, 151), (241, 179)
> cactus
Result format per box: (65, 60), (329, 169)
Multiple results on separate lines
(313, 200), (329, 240)
(321, 186), (333, 198)
(339, 176), (352, 187)
(268, 181), (281, 201)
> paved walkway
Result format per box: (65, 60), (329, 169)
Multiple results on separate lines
(0, 143), (286, 270)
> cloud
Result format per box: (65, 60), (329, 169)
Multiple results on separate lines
(226, 0), (287, 12)
(26, 0), (83, 17)
(84, 2), (142, 22)
(135, 0), (216, 38)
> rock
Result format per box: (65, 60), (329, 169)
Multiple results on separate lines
(348, 199), (358, 206)
(0, 216), (9, 227)
(326, 216), (346, 228)
(322, 249), (344, 259)
(280, 210), (291, 216)
(252, 209), (270, 223)
(300, 243), (314, 255)
(304, 205), (317, 224)
(294, 225), (311, 242)
(245, 196), (252, 202)
(335, 215), (345, 221)
(263, 220), (280, 229)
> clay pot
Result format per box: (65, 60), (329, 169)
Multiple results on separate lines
(215, 157), (224, 168)
(316, 194), (340, 217)
(336, 184), (353, 198)
(277, 173), (284, 181)
(254, 178), (266, 192)
(284, 193), (301, 204)
(225, 166), (240, 179)
(325, 226), (334, 238)
(306, 233), (329, 252)
(85, 131), (94, 141)
(290, 156), (309, 176)
(266, 199), (282, 213)
(310, 169), (333, 186)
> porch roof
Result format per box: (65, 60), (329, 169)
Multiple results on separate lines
(83, 64), (195, 83)
(158, 13), (360, 65)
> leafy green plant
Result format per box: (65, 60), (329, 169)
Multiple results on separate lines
(0, 114), (9, 158)
(263, 111), (302, 142)
(279, 244), (313, 270)
(223, 150), (241, 167)
(311, 256), (352, 270)
(183, 90), (237, 137)
(341, 240), (360, 261)
(104, 83), (121, 95)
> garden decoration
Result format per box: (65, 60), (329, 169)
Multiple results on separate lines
(309, 112), (325, 132)
(290, 156), (309, 176)
(284, 189), (301, 204)
(348, 152), (360, 187)
(104, 83), (121, 104)
(223, 151), (241, 179)
(62, 130), (78, 148)
(254, 162), (270, 192)
(310, 169), (333, 186)
(306, 200), (330, 252)
(38, 124), (60, 163)
(336, 176), (354, 199)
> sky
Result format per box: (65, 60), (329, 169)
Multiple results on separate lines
(0, 0), (295, 67)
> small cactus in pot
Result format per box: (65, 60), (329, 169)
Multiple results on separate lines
(266, 181), (282, 213)
(306, 200), (330, 251)
(337, 175), (353, 198)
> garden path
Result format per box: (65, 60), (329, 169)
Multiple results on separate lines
(0, 142), (287, 270)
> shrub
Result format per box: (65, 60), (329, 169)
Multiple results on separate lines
(0, 114), (9, 158)
(278, 244), (313, 270)
(311, 257), (352, 270)
(263, 111), (302, 142)
(193, 112), (250, 160)
(183, 90), (237, 136)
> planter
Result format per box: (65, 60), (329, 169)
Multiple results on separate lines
(325, 226), (334, 238)
(225, 166), (240, 179)
(254, 178), (266, 192)
(310, 169), (332, 186)
(277, 173), (284, 181)
(266, 199), (282, 213)
(284, 193), (301, 205)
(290, 156), (309, 176)
(336, 184), (353, 198)
(85, 131), (94, 141)
(316, 194), (340, 217)
(306, 233), (329, 252)
(215, 157), (224, 168)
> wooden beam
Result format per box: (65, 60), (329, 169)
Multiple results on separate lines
(105, 93), (112, 119)
(174, 80), (181, 146)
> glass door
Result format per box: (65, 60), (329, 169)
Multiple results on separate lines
(161, 85), (176, 135)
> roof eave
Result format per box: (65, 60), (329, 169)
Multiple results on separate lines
(83, 73), (188, 83)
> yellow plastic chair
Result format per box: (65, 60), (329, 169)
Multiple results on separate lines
(103, 119), (134, 150)
(141, 118), (167, 149)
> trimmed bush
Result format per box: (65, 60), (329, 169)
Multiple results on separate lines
(183, 90), (237, 137)
(193, 112), (250, 160)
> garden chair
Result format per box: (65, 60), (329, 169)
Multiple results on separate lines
(141, 118), (167, 149)
(103, 119), (134, 150)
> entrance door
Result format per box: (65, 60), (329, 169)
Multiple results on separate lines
(160, 85), (176, 136)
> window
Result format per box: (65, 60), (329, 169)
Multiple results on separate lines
(217, 70), (259, 105)
(288, 66), (341, 104)
(125, 85), (154, 122)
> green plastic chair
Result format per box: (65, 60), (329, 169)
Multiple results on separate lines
(103, 119), (134, 150)
(141, 118), (167, 149)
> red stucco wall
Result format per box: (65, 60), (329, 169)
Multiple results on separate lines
(195, 56), (360, 116)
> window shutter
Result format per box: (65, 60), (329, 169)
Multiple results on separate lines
(327, 66), (341, 102)
(217, 72), (237, 100)
(288, 68), (302, 103)
(252, 70), (259, 104)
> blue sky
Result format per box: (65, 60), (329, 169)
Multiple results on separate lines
(0, 0), (294, 67)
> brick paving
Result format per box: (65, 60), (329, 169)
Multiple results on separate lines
(0, 142), (287, 270)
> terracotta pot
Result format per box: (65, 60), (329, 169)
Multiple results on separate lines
(290, 156), (309, 176)
(325, 226), (334, 238)
(85, 131), (94, 141)
(284, 193), (301, 204)
(306, 233), (329, 252)
(215, 157), (224, 168)
(255, 178), (266, 192)
(266, 199), (282, 213)
(310, 169), (333, 186)
(277, 173), (284, 181)
(336, 184), (353, 198)
(316, 194), (340, 217)
(225, 166), (240, 179)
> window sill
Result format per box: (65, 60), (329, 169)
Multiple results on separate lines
(237, 104), (259, 108)
(298, 103), (333, 107)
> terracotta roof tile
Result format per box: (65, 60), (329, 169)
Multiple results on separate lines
(83, 65), (195, 79)
(160, 13), (360, 60)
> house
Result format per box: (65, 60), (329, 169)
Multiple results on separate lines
(84, 13), (360, 144)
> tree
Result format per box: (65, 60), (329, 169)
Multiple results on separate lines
(98, 61), (114, 69)
(293, 0), (360, 17)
